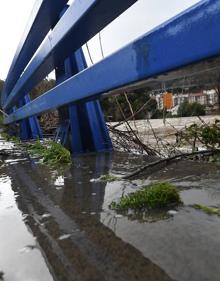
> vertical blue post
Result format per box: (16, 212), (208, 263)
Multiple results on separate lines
(55, 48), (112, 154)
(5, 94), (42, 140)
(18, 95), (42, 140)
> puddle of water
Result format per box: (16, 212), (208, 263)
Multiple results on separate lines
(1, 140), (220, 281)
(0, 172), (54, 281)
(181, 188), (220, 206)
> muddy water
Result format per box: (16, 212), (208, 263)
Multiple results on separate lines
(110, 115), (220, 145)
(0, 138), (220, 281)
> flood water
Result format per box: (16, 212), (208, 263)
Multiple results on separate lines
(0, 137), (220, 281)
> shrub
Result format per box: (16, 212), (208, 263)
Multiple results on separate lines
(184, 119), (220, 149)
(177, 101), (205, 117)
(200, 120), (220, 147)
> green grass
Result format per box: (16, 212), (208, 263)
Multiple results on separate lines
(29, 140), (71, 166)
(28, 139), (45, 155)
(110, 182), (182, 210)
(1, 132), (20, 143)
(192, 204), (220, 216)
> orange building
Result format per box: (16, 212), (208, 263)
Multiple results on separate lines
(163, 92), (173, 109)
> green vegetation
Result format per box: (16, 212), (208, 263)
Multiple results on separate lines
(1, 130), (71, 166)
(99, 174), (118, 182)
(1, 132), (20, 143)
(28, 139), (45, 155)
(110, 182), (182, 210)
(29, 140), (71, 166)
(200, 120), (220, 147)
(184, 120), (220, 149)
(177, 101), (205, 117)
(192, 204), (220, 216)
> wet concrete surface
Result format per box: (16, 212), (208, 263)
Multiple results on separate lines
(0, 137), (220, 281)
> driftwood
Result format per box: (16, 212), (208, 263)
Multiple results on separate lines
(123, 149), (219, 179)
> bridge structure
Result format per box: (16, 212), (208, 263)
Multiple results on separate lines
(2, 0), (220, 154)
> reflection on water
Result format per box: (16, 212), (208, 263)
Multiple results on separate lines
(0, 137), (54, 281)
(0, 172), (54, 281)
(0, 141), (220, 281)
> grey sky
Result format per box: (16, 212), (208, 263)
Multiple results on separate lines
(0, 0), (200, 80)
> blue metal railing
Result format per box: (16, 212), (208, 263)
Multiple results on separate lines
(2, 0), (220, 154)
(2, 0), (69, 106)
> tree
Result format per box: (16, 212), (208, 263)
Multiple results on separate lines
(177, 100), (205, 117)
(30, 78), (55, 99)
(101, 89), (157, 122)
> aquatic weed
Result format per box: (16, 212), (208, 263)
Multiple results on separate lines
(110, 182), (182, 210)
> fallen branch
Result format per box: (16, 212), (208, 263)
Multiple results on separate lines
(123, 149), (219, 179)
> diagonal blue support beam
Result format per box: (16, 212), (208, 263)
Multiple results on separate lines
(3, 0), (138, 110)
(67, 49), (112, 153)
(55, 46), (112, 154)
(2, 0), (68, 105)
(4, 0), (220, 124)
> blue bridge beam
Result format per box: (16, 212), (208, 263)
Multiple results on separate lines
(55, 48), (112, 154)
(4, 0), (220, 124)
(2, 0), (68, 105)
(3, 0), (138, 110)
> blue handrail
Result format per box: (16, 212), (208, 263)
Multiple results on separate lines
(3, 0), (220, 154)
